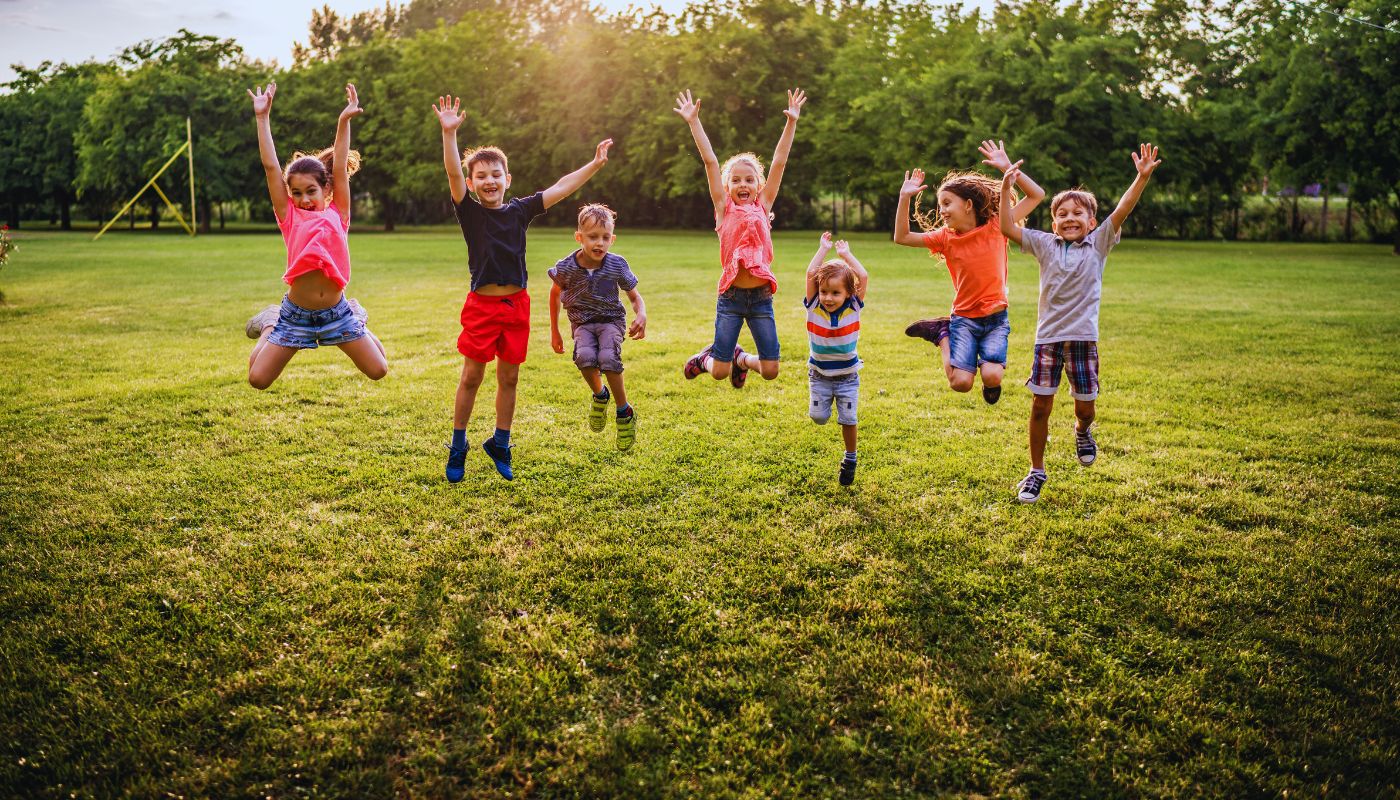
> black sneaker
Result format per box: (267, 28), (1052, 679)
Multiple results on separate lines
(982, 385), (1001, 405)
(839, 457), (856, 486)
(1017, 470), (1047, 503)
(1076, 426), (1097, 466)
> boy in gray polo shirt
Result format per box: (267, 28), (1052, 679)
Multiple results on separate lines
(998, 144), (1162, 503)
(548, 204), (647, 451)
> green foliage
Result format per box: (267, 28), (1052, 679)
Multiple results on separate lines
(1, 231), (1397, 796)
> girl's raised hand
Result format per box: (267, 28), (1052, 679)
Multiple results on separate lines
(339, 83), (363, 122)
(673, 90), (700, 123)
(834, 239), (852, 257)
(900, 169), (927, 199)
(979, 139), (1013, 172)
(433, 95), (465, 132)
(1132, 143), (1161, 177)
(594, 138), (613, 165)
(248, 82), (276, 117)
(784, 88), (807, 121)
(818, 230), (833, 249)
(1001, 163), (1022, 195)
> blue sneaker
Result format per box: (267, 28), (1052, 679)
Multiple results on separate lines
(445, 442), (469, 483)
(482, 438), (514, 481)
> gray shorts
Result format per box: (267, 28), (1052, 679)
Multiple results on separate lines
(572, 319), (626, 373)
(809, 370), (859, 426)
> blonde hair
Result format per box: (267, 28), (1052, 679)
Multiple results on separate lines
(816, 260), (857, 294)
(577, 203), (616, 230)
(1051, 188), (1098, 218)
(720, 152), (766, 188)
(462, 145), (508, 174)
(913, 170), (1011, 232)
(283, 147), (362, 188)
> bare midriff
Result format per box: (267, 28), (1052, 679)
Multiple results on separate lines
(729, 268), (769, 289)
(287, 270), (345, 310)
(474, 282), (526, 297)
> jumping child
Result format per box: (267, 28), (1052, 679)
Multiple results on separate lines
(894, 141), (1044, 404)
(548, 204), (647, 451)
(433, 94), (611, 482)
(675, 88), (807, 388)
(804, 232), (870, 486)
(244, 82), (387, 390)
(999, 144), (1162, 503)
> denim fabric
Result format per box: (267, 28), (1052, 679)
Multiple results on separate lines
(572, 320), (626, 373)
(711, 286), (780, 362)
(266, 295), (364, 349)
(947, 309), (1009, 373)
(809, 370), (860, 426)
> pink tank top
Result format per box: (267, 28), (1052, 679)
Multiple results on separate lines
(716, 196), (778, 294)
(279, 200), (351, 289)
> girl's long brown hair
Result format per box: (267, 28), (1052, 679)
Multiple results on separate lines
(913, 170), (1013, 232)
(283, 146), (362, 189)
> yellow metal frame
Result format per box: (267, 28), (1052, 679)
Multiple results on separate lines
(93, 118), (196, 240)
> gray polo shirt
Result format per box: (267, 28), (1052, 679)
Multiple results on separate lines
(1021, 222), (1121, 344)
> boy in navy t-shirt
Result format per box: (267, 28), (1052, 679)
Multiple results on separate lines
(432, 94), (612, 482)
(548, 204), (647, 451)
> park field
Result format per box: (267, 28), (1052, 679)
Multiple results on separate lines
(1, 228), (1398, 798)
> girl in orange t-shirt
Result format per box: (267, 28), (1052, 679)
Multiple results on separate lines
(673, 88), (806, 389)
(243, 81), (387, 391)
(893, 140), (1045, 404)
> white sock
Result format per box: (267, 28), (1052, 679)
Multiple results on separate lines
(702, 356), (715, 373)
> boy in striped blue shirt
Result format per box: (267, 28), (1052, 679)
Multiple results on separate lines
(804, 232), (869, 485)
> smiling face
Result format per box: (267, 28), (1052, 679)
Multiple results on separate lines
(1052, 197), (1097, 242)
(818, 275), (851, 313)
(724, 160), (762, 205)
(287, 172), (328, 211)
(467, 160), (511, 208)
(574, 218), (615, 266)
(936, 189), (977, 233)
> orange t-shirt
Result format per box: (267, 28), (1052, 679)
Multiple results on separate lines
(922, 218), (1008, 318)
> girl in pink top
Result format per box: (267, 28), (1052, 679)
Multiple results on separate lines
(675, 88), (806, 389)
(243, 81), (387, 391)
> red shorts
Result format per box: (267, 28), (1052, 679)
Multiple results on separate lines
(457, 290), (530, 364)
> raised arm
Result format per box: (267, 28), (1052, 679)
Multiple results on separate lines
(673, 90), (724, 216)
(761, 88), (807, 208)
(979, 139), (1045, 223)
(333, 83), (362, 227)
(248, 83), (287, 219)
(834, 239), (870, 301)
(542, 139), (612, 210)
(806, 231), (834, 300)
(999, 167), (1024, 246)
(1107, 143), (1161, 232)
(893, 169), (928, 248)
(626, 289), (647, 340)
(433, 95), (468, 205)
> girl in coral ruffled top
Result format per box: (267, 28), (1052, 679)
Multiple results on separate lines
(674, 87), (806, 389)
(243, 81), (387, 391)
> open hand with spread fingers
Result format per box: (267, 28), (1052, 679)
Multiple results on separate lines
(433, 95), (465, 132)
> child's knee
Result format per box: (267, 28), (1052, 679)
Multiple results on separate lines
(810, 407), (831, 425)
(950, 374), (975, 392)
(759, 362), (780, 380)
(365, 362), (388, 381)
(1030, 396), (1055, 420)
(711, 361), (732, 380)
(248, 371), (274, 391)
(459, 371), (485, 391)
(572, 352), (595, 372)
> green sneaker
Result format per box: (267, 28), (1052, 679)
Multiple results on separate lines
(589, 390), (609, 432)
(616, 409), (637, 451)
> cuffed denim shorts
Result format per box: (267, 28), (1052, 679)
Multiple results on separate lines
(267, 295), (364, 349)
(947, 309), (1009, 373)
(809, 370), (860, 426)
(712, 286), (780, 362)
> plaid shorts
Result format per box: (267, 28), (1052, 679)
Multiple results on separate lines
(1027, 341), (1099, 400)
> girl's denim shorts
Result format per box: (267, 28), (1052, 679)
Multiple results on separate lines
(267, 295), (365, 349)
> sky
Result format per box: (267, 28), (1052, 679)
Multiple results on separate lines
(2, 0), (999, 84)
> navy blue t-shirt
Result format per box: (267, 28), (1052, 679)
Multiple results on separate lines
(453, 191), (546, 291)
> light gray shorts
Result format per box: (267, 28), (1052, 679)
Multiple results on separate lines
(572, 319), (626, 373)
(809, 370), (859, 426)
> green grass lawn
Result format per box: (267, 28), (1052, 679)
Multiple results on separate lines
(2, 228), (1398, 798)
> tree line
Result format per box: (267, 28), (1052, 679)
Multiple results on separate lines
(1, 0), (1398, 250)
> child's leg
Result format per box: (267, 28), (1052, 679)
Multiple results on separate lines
(977, 312), (1010, 389)
(700, 296), (743, 381)
(979, 361), (1004, 388)
(248, 337), (299, 390)
(1074, 398), (1095, 433)
(595, 322), (629, 408)
(453, 358), (488, 429)
(580, 367), (605, 395)
(748, 292), (781, 380)
(336, 335), (388, 380)
(1029, 394), (1055, 471)
(841, 424), (857, 452)
(494, 360), (521, 431)
(603, 372), (628, 409)
(944, 315), (978, 392)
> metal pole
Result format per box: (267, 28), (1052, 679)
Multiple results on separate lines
(92, 142), (190, 241)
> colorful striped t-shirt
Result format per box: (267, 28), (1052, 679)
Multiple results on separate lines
(804, 295), (864, 376)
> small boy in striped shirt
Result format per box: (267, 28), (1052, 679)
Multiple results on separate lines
(804, 232), (870, 486)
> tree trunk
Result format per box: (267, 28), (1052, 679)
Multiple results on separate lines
(1320, 185), (1329, 240)
(1344, 193), (1353, 242)
(219, 202), (226, 230)
(6, 203), (18, 229)
(1205, 194), (1215, 239)
(60, 197), (71, 231)
(381, 195), (397, 232)
(149, 201), (160, 231)
(198, 199), (211, 234)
